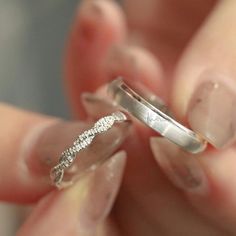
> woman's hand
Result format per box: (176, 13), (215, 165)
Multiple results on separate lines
(64, 0), (236, 235)
(0, 103), (128, 235)
(1, 0), (236, 235)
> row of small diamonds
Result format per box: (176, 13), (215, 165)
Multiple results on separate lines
(55, 111), (126, 171)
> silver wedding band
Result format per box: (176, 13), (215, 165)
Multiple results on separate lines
(108, 78), (207, 154)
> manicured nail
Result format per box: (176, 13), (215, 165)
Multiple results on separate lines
(78, 151), (126, 234)
(25, 120), (129, 186)
(79, 0), (105, 22)
(109, 46), (138, 69)
(187, 80), (236, 148)
(106, 45), (164, 96)
(77, 0), (107, 42)
(81, 92), (118, 119)
(107, 45), (139, 79)
(150, 137), (208, 195)
(17, 152), (126, 236)
(16, 173), (92, 236)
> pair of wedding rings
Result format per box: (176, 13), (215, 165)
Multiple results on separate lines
(51, 78), (207, 188)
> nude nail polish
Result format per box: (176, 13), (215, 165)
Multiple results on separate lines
(18, 152), (126, 236)
(25, 120), (130, 186)
(78, 151), (126, 234)
(81, 93), (118, 119)
(150, 137), (208, 195)
(187, 81), (236, 148)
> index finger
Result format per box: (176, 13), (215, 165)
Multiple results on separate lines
(0, 104), (127, 203)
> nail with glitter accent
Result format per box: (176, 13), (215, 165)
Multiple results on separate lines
(150, 137), (208, 195)
(187, 80), (236, 148)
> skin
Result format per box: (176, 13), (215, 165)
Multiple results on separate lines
(1, 0), (236, 235)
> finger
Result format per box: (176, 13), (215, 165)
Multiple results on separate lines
(81, 92), (221, 235)
(81, 91), (213, 235)
(172, 1), (236, 148)
(17, 151), (126, 236)
(0, 104), (128, 203)
(106, 45), (166, 100)
(123, 0), (216, 68)
(78, 40), (167, 140)
(165, 2), (236, 231)
(65, 0), (126, 118)
(150, 138), (236, 234)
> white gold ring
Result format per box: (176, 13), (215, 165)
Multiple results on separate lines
(108, 78), (207, 154)
(50, 111), (127, 188)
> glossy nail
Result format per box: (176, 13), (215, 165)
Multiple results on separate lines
(78, 151), (127, 234)
(150, 137), (208, 195)
(17, 151), (126, 236)
(107, 46), (139, 78)
(187, 80), (236, 148)
(17, 174), (91, 236)
(78, 0), (106, 42)
(81, 92), (118, 119)
(25, 120), (130, 186)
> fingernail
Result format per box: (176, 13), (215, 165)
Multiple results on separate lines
(150, 137), (208, 195)
(81, 92), (118, 119)
(78, 0), (111, 43)
(106, 45), (164, 96)
(79, 0), (105, 22)
(78, 151), (126, 234)
(187, 80), (236, 148)
(17, 151), (126, 236)
(77, 1), (107, 42)
(107, 45), (139, 79)
(25, 120), (130, 186)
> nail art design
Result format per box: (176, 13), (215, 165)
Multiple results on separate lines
(188, 81), (236, 148)
(150, 137), (208, 195)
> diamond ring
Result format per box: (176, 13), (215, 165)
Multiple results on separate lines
(108, 78), (207, 154)
(50, 111), (127, 188)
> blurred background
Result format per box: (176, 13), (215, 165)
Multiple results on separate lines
(0, 0), (79, 235)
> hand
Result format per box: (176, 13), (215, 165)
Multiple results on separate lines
(64, 0), (236, 235)
(0, 104), (129, 235)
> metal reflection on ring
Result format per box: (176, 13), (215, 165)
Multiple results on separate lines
(108, 78), (207, 154)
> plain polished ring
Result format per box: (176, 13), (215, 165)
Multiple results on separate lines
(108, 78), (207, 154)
(50, 111), (127, 188)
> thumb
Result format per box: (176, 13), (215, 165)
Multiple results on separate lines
(171, 1), (236, 149)
(165, 1), (236, 233)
